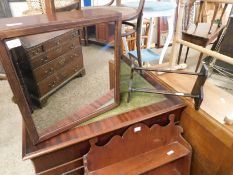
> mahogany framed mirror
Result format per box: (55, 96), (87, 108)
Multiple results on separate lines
(0, 7), (122, 144)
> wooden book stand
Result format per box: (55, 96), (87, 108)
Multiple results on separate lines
(127, 64), (208, 110)
(84, 115), (192, 175)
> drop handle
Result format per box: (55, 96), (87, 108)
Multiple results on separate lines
(44, 68), (54, 75)
(59, 58), (66, 65)
(55, 46), (62, 53)
(41, 56), (49, 63)
(48, 80), (56, 88)
(73, 66), (79, 72)
(70, 44), (75, 49)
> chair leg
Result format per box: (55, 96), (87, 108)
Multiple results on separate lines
(184, 47), (190, 63)
(0, 74), (7, 80)
(177, 44), (183, 64)
(136, 12), (143, 69)
(195, 53), (203, 72)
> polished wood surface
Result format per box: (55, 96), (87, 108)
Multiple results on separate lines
(0, 9), (121, 39)
(155, 72), (233, 175)
(157, 72), (233, 132)
(85, 115), (191, 175)
(0, 9), (122, 144)
(11, 29), (85, 107)
(22, 69), (186, 175)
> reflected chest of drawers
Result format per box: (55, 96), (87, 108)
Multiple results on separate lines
(10, 29), (85, 108)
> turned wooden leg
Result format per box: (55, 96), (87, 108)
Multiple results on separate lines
(184, 47), (190, 63)
(159, 14), (174, 64)
(195, 52), (203, 72)
(177, 44), (183, 64)
(136, 12), (143, 69)
(0, 74), (7, 80)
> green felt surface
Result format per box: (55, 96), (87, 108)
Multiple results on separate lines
(80, 62), (166, 126)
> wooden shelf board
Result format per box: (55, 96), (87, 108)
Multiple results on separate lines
(90, 142), (189, 175)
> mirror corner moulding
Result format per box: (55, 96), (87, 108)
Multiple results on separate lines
(0, 9), (122, 145)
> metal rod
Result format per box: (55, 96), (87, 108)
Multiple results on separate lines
(133, 66), (199, 75)
(130, 87), (198, 98)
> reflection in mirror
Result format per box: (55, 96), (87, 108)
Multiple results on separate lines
(6, 27), (116, 134)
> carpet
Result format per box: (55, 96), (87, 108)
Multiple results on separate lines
(80, 62), (166, 126)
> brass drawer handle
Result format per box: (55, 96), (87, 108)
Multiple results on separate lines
(73, 66), (79, 72)
(59, 58), (66, 65)
(55, 46), (62, 53)
(44, 68), (54, 75)
(70, 44), (75, 49)
(56, 40), (61, 45)
(41, 56), (48, 63)
(33, 48), (41, 55)
(48, 80), (56, 88)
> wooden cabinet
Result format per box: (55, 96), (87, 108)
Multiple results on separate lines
(10, 29), (85, 107)
(95, 23), (115, 43)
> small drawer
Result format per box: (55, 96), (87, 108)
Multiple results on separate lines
(56, 58), (84, 83)
(37, 57), (83, 96)
(26, 45), (44, 58)
(43, 29), (80, 50)
(37, 75), (59, 96)
(29, 38), (80, 69)
(33, 47), (82, 82)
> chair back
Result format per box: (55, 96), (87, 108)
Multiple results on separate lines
(186, 0), (228, 33)
(25, 0), (80, 14)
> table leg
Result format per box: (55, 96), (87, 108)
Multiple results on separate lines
(159, 13), (175, 64)
(147, 17), (155, 49)
(122, 24), (129, 54)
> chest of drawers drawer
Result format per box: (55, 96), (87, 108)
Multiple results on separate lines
(29, 37), (80, 69)
(10, 28), (85, 107)
(25, 29), (80, 58)
(32, 46), (82, 82)
(37, 57), (84, 97)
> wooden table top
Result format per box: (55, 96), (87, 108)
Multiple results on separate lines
(0, 8), (122, 40)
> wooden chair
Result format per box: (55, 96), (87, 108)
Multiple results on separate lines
(83, 0), (145, 67)
(84, 115), (192, 175)
(177, 0), (229, 72)
(24, 0), (80, 15)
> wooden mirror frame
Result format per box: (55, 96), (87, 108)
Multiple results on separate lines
(0, 8), (122, 145)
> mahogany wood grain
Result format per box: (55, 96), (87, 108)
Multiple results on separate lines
(0, 9), (121, 39)
(0, 9), (122, 144)
(84, 115), (191, 175)
(22, 69), (186, 175)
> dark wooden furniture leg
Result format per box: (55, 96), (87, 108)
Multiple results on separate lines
(195, 52), (204, 72)
(177, 44), (183, 64)
(184, 47), (190, 63)
(136, 12), (143, 68)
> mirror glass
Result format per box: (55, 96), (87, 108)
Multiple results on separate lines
(5, 26), (117, 135)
